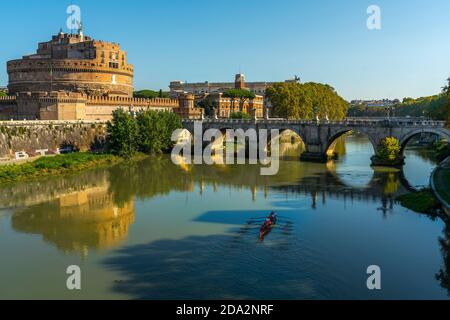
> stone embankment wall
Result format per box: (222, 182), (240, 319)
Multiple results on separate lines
(0, 121), (107, 160)
(431, 156), (450, 216)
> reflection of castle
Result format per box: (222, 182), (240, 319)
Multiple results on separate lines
(11, 184), (135, 256)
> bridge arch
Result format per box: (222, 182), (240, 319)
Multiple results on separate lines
(267, 127), (306, 145)
(265, 128), (306, 158)
(398, 128), (450, 156)
(325, 128), (378, 158)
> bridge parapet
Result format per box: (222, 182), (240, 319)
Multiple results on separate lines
(182, 118), (447, 128)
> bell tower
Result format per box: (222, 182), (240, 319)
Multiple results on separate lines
(235, 74), (246, 90)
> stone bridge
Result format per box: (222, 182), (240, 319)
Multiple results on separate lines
(182, 117), (450, 165)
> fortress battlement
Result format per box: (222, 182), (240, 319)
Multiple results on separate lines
(7, 59), (134, 75)
(86, 96), (179, 107)
(0, 95), (16, 102)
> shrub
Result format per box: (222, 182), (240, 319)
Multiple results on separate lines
(107, 110), (182, 158)
(106, 109), (139, 158)
(377, 137), (401, 162)
(433, 140), (450, 162)
(136, 111), (182, 154)
(230, 112), (252, 120)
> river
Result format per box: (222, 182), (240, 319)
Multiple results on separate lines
(0, 134), (448, 300)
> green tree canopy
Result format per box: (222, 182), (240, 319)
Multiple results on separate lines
(393, 94), (448, 120)
(230, 112), (252, 120)
(443, 77), (450, 96)
(107, 109), (182, 158)
(223, 89), (256, 100)
(443, 77), (450, 127)
(377, 137), (401, 162)
(266, 82), (348, 120)
(107, 109), (139, 158)
(348, 78), (450, 121)
(0, 92), (7, 97)
(137, 111), (182, 154)
(134, 90), (169, 99)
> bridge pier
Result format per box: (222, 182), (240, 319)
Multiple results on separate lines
(370, 155), (406, 167)
(299, 141), (333, 163)
(300, 151), (328, 163)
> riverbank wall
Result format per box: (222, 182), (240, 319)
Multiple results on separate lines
(431, 156), (450, 216)
(0, 121), (107, 161)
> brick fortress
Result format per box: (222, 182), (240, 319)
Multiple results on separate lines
(0, 26), (202, 121)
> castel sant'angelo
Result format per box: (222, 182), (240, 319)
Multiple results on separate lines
(0, 25), (202, 121)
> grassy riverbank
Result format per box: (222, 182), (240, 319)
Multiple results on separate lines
(0, 153), (123, 185)
(433, 167), (450, 205)
(397, 189), (441, 214)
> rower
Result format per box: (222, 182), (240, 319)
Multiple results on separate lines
(269, 212), (277, 223)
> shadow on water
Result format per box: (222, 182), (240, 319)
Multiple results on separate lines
(102, 231), (344, 300)
(101, 213), (450, 300)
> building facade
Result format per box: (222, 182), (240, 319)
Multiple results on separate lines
(170, 74), (298, 97)
(171, 74), (268, 119)
(0, 28), (203, 121)
(207, 92), (265, 118)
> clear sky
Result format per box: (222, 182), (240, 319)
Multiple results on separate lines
(0, 0), (449, 100)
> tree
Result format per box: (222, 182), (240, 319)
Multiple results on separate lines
(442, 77), (450, 96)
(230, 112), (252, 120)
(377, 137), (401, 162)
(107, 109), (182, 158)
(443, 77), (450, 127)
(266, 82), (348, 120)
(0, 92), (7, 97)
(134, 90), (169, 99)
(136, 111), (182, 154)
(393, 94), (448, 120)
(107, 109), (139, 158)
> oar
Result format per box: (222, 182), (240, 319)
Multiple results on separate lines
(247, 215), (292, 220)
(247, 217), (292, 224)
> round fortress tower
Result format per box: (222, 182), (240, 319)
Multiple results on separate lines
(7, 26), (134, 97)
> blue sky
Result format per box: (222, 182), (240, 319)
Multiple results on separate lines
(0, 0), (449, 100)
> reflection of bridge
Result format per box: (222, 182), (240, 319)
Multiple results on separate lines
(183, 118), (450, 164)
(271, 169), (414, 214)
(0, 157), (416, 211)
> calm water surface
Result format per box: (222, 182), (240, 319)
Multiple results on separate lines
(0, 134), (449, 299)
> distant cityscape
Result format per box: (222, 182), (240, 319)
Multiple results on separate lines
(350, 99), (400, 108)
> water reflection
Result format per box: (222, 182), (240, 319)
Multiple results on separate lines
(0, 134), (449, 299)
(11, 176), (135, 256)
(0, 150), (428, 255)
